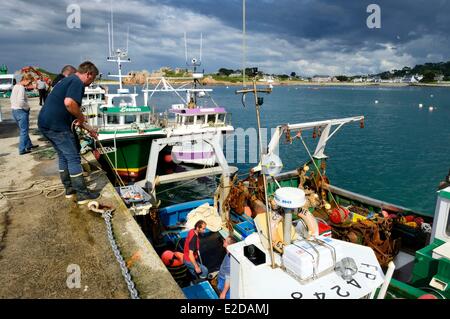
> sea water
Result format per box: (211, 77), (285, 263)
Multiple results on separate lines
(134, 85), (450, 215)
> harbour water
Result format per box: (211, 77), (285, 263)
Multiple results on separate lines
(134, 84), (450, 216)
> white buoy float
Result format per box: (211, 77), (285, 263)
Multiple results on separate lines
(419, 103), (423, 108)
(429, 106), (434, 111)
(375, 100), (379, 104)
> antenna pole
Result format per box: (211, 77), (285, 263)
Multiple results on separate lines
(184, 32), (188, 66)
(126, 25), (129, 53)
(200, 33), (203, 63)
(242, 0), (246, 87)
(111, 3), (114, 55)
(108, 23), (111, 57)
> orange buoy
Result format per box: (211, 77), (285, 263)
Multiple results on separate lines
(244, 206), (252, 217)
(161, 250), (184, 267)
(164, 154), (173, 163)
(418, 294), (438, 299)
(330, 207), (349, 224)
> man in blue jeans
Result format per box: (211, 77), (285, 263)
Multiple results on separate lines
(38, 61), (99, 205)
(183, 220), (209, 280)
(10, 74), (39, 155)
(217, 236), (236, 299)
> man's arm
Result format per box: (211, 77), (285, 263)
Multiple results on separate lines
(188, 250), (201, 273)
(64, 98), (85, 123)
(220, 280), (230, 299)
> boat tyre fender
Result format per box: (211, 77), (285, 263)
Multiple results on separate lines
(297, 208), (319, 239)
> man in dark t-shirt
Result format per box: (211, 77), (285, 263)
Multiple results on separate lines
(51, 65), (76, 89)
(38, 61), (100, 205)
(183, 220), (208, 280)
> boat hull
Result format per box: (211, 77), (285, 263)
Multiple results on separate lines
(97, 130), (166, 182)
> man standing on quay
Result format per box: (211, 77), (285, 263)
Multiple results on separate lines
(38, 61), (100, 204)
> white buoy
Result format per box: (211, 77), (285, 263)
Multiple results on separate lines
(419, 103), (423, 108)
(375, 100), (379, 104)
(430, 94), (434, 98)
(429, 106), (434, 111)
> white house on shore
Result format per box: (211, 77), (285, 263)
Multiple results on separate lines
(312, 75), (336, 83)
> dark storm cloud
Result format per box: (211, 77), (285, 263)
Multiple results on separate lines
(1, 0), (449, 76)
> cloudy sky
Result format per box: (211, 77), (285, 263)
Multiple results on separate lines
(1, 0), (450, 76)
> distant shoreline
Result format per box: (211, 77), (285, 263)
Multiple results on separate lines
(98, 79), (450, 88)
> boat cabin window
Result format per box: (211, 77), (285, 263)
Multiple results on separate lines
(112, 96), (133, 107)
(124, 115), (136, 124)
(107, 115), (120, 124)
(184, 116), (194, 125)
(140, 114), (150, 123)
(217, 114), (226, 124)
(196, 115), (206, 125)
(0, 78), (13, 85)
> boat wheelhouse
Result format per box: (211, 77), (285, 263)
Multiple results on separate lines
(92, 16), (166, 182)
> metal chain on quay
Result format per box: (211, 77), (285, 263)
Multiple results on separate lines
(72, 123), (141, 298)
(88, 201), (140, 299)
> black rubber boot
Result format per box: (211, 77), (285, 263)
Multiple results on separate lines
(70, 174), (100, 205)
(59, 170), (76, 199)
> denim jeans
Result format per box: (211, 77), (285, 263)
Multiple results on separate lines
(39, 128), (82, 175)
(184, 260), (208, 279)
(12, 109), (33, 153)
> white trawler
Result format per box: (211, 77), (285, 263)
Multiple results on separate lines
(142, 33), (234, 167)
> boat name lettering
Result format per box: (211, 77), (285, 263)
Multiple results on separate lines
(358, 271), (377, 280)
(120, 107), (142, 113)
(331, 285), (350, 298)
(291, 292), (303, 299)
(313, 292), (326, 299)
(346, 279), (362, 289)
(360, 263), (378, 270)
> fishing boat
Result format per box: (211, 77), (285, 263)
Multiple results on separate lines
(137, 78), (449, 299)
(91, 15), (165, 182)
(142, 34), (234, 167)
(81, 84), (106, 127)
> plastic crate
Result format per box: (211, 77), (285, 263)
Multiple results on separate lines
(159, 199), (214, 227)
(411, 239), (445, 286)
(182, 281), (218, 299)
(235, 221), (256, 238)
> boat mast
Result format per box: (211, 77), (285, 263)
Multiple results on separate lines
(236, 80), (274, 268)
(242, 0), (247, 87)
(107, 5), (131, 94)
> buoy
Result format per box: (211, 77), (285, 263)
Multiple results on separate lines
(161, 250), (184, 267)
(418, 294), (438, 299)
(429, 106), (434, 111)
(419, 103), (423, 108)
(244, 206), (252, 217)
(164, 154), (173, 163)
(329, 207), (349, 224)
(375, 100), (379, 104)
(430, 94), (434, 98)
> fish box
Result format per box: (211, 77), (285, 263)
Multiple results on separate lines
(282, 237), (343, 281)
(159, 199), (214, 228)
(235, 221), (256, 239)
(182, 280), (218, 299)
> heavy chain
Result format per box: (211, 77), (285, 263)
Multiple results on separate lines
(102, 210), (140, 299)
